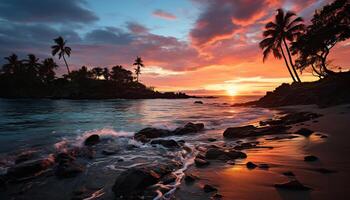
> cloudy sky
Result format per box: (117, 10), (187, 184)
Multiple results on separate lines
(0, 0), (349, 95)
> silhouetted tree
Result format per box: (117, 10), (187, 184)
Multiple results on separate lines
(260, 9), (304, 82)
(110, 65), (133, 84)
(51, 36), (72, 74)
(25, 54), (40, 77)
(133, 56), (144, 82)
(292, 0), (349, 78)
(102, 67), (110, 80)
(91, 67), (103, 79)
(2, 54), (22, 74)
(39, 58), (58, 83)
(68, 66), (93, 81)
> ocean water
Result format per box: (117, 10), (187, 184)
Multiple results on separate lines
(0, 96), (278, 199)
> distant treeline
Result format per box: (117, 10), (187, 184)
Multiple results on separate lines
(0, 54), (190, 99)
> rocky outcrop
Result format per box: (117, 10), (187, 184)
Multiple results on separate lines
(7, 157), (55, 179)
(135, 122), (204, 141)
(295, 128), (314, 137)
(223, 125), (289, 139)
(275, 180), (311, 190)
(150, 139), (180, 148)
(84, 134), (100, 146)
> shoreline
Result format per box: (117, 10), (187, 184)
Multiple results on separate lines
(175, 104), (350, 199)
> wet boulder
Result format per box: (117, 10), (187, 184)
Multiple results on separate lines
(223, 125), (257, 138)
(295, 128), (314, 137)
(55, 152), (76, 164)
(195, 157), (210, 167)
(194, 101), (203, 104)
(304, 155), (318, 162)
(84, 134), (100, 146)
(112, 168), (161, 198)
(274, 180), (311, 190)
(184, 173), (198, 183)
(151, 139), (180, 148)
(161, 173), (177, 184)
(205, 148), (227, 160)
(203, 184), (218, 193)
(246, 161), (257, 169)
(134, 128), (171, 141)
(7, 157), (55, 179)
(173, 122), (204, 135)
(55, 161), (85, 178)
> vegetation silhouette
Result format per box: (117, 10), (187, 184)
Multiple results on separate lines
(260, 8), (304, 82)
(0, 39), (190, 99)
(51, 36), (72, 74)
(292, 0), (349, 78)
(133, 56), (144, 82)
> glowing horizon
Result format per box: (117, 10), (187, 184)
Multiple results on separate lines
(0, 0), (349, 95)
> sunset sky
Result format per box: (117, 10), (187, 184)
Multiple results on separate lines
(0, 0), (349, 95)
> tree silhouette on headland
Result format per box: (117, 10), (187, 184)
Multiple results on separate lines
(3, 54), (21, 74)
(51, 36), (71, 74)
(133, 56), (144, 82)
(260, 9), (304, 82)
(292, 0), (349, 78)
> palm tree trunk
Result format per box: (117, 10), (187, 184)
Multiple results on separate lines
(280, 45), (297, 82)
(283, 39), (301, 82)
(62, 54), (70, 74)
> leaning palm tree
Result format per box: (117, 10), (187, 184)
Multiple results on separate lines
(260, 8), (304, 82)
(133, 56), (144, 82)
(51, 36), (71, 74)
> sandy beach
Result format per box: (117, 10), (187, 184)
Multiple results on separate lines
(175, 104), (350, 200)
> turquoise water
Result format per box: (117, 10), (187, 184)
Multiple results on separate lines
(0, 96), (269, 154)
(0, 96), (276, 199)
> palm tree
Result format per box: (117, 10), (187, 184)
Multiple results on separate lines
(39, 58), (58, 82)
(25, 54), (40, 75)
(260, 8), (304, 82)
(3, 54), (22, 74)
(91, 67), (103, 79)
(51, 36), (72, 74)
(102, 67), (110, 80)
(133, 56), (144, 82)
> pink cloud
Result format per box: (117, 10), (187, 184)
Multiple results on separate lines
(152, 9), (177, 20)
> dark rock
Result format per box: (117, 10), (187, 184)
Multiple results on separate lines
(151, 139), (180, 148)
(161, 173), (177, 184)
(282, 171), (295, 177)
(203, 184), (218, 193)
(55, 161), (85, 178)
(224, 125), (289, 139)
(223, 125), (257, 138)
(258, 164), (269, 169)
(84, 134), (100, 146)
(320, 135), (328, 138)
(7, 158), (54, 179)
(246, 162), (257, 169)
(112, 168), (161, 197)
(173, 122), (204, 135)
(208, 138), (217, 142)
(194, 101), (203, 104)
(275, 180), (311, 190)
(134, 128), (171, 141)
(184, 173), (198, 183)
(304, 155), (318, 162)
(225, 150), (247, 160)
(234, 142), (257, 150)
(205, 148), (227, 160)
(295, 128), (314, 137)
(211, 193), (223, 200)
(195, 157), (210, 167)
(55, 152), (75, 164)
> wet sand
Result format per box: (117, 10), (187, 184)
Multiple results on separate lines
(176, 104), (350, 200)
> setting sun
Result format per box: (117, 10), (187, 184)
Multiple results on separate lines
(226, 85), (238, 96)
